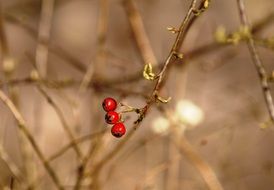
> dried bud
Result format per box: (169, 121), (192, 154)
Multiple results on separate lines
(3, 57), (15, 74)
(30, 70), (40, 81)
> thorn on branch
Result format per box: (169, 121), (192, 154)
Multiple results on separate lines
(173, 51), (184, 59)
(167, 27), (179, 34)
(155, 93), (172, 104)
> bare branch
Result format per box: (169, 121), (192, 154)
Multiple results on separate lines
(0, 145), (23, 183)
(47, 130), (106, 162)
(123, 0), (158, 66)
(36, 86), (84, 160)
(0, 90), (64, 190)
(161, 108), (224, 190)
(236, 0), (274, 123)
(87, 0), (209, 183)
(35, 0), (55, 77)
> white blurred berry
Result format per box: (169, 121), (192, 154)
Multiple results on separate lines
(151, 117), (170, 135)
(175, 100), (204, 128)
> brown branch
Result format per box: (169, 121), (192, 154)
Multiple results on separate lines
(36, 86), (84, 160)
(87, 0), (209, 183)
(80, 0), (109, 91)
(0, 145), (24, 184)
(137, 0), (206, 125)
(173, 134), (223, 190)
(160, 107), (223, 190)
(3, 13), (87, 73)
(0, 77), (77, 89)
(89, 124), (138, 177)
(0, 2), (9, 57)
(105, 134), (159, 182)
(123, 0), (158, 66)
(74, 1), (110, 188)
(3, 13), (145, 86)
(73, 130), (107, 190)
(0, 90), (64, 190)
(47, 130), (106, 162)
(148, 0), (201, 101)
(35, 0), (55, 77)
(135, 155), (180, 190)
(184, 10), (274, 61)
(236, 0), (274, 123)
(0, 3), (39, 188)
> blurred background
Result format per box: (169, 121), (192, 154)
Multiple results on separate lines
(0, 0), (274, 189)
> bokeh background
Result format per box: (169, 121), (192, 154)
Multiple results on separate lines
(0, 0), (274, 189)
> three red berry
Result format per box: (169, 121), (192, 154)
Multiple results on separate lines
(102, 97), (126, 138)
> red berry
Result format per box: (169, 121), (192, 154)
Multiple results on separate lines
(102, 97), (117, 112)
(105, 111), (120, 124)
(111, 123), (126, 138)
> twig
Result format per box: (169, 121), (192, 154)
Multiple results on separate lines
(0, 2), (9, 57)
(236, 0), (274, 123)
(36, 86), (84, 160)
(173, 134), (223, 190)
(0, 3), (39, 188)
(81, 131), (107, 190)
(35, 0), (55, 77)
(161, 107), (223, 190)
(135, 155), (180, 190)
(3, 13), (87, 73)
(74, 0), (110, 189)
(183, 10), (274, 61)
(47, 130), (106, 162)
(138, 0), (206, 124)
(0, 90), (64, 190)
(88, 0), (208, 183)
(105, 134), (158, 181)
(123, 0), (158, 66)
(251, 12), (274, 34)
(0, 77), (77, 89)
(80, 0), (109, 91)
(0, 145), (23, 183)
(34, 1), (55, 186)
(9, 177), (14, 190)
(148, 0), (200, 101)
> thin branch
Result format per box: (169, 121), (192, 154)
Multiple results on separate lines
(0, 2), (9, 57)
(0, 3), (39, 188)
(173, 134), (223, 190)
(74, 130), (106, 190)
(3, 12), (87, 73)
(3, 13), (145, 85)
(74, 0), (110, 188)
(105, 134), (159, 182)
(47, 130), (106, 162)
(87, 0), (208, 182)
(135, 155), (180, 190)
(183, 10), (274, 61)
(0, 145), (23, 183)
(35, 0), (55, 77)
(123, 0), (158, 66)
(161, 107), (223, 190)
(0, 90), (64, 190)
(80, 0), (109, 91)
(236, 0), (274, 122)
(137, 0), (207, 125)
(148, 0), (201, 104)
(36, 86), (84, 160)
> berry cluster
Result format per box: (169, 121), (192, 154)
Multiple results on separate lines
(102, 97), (126, 138)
